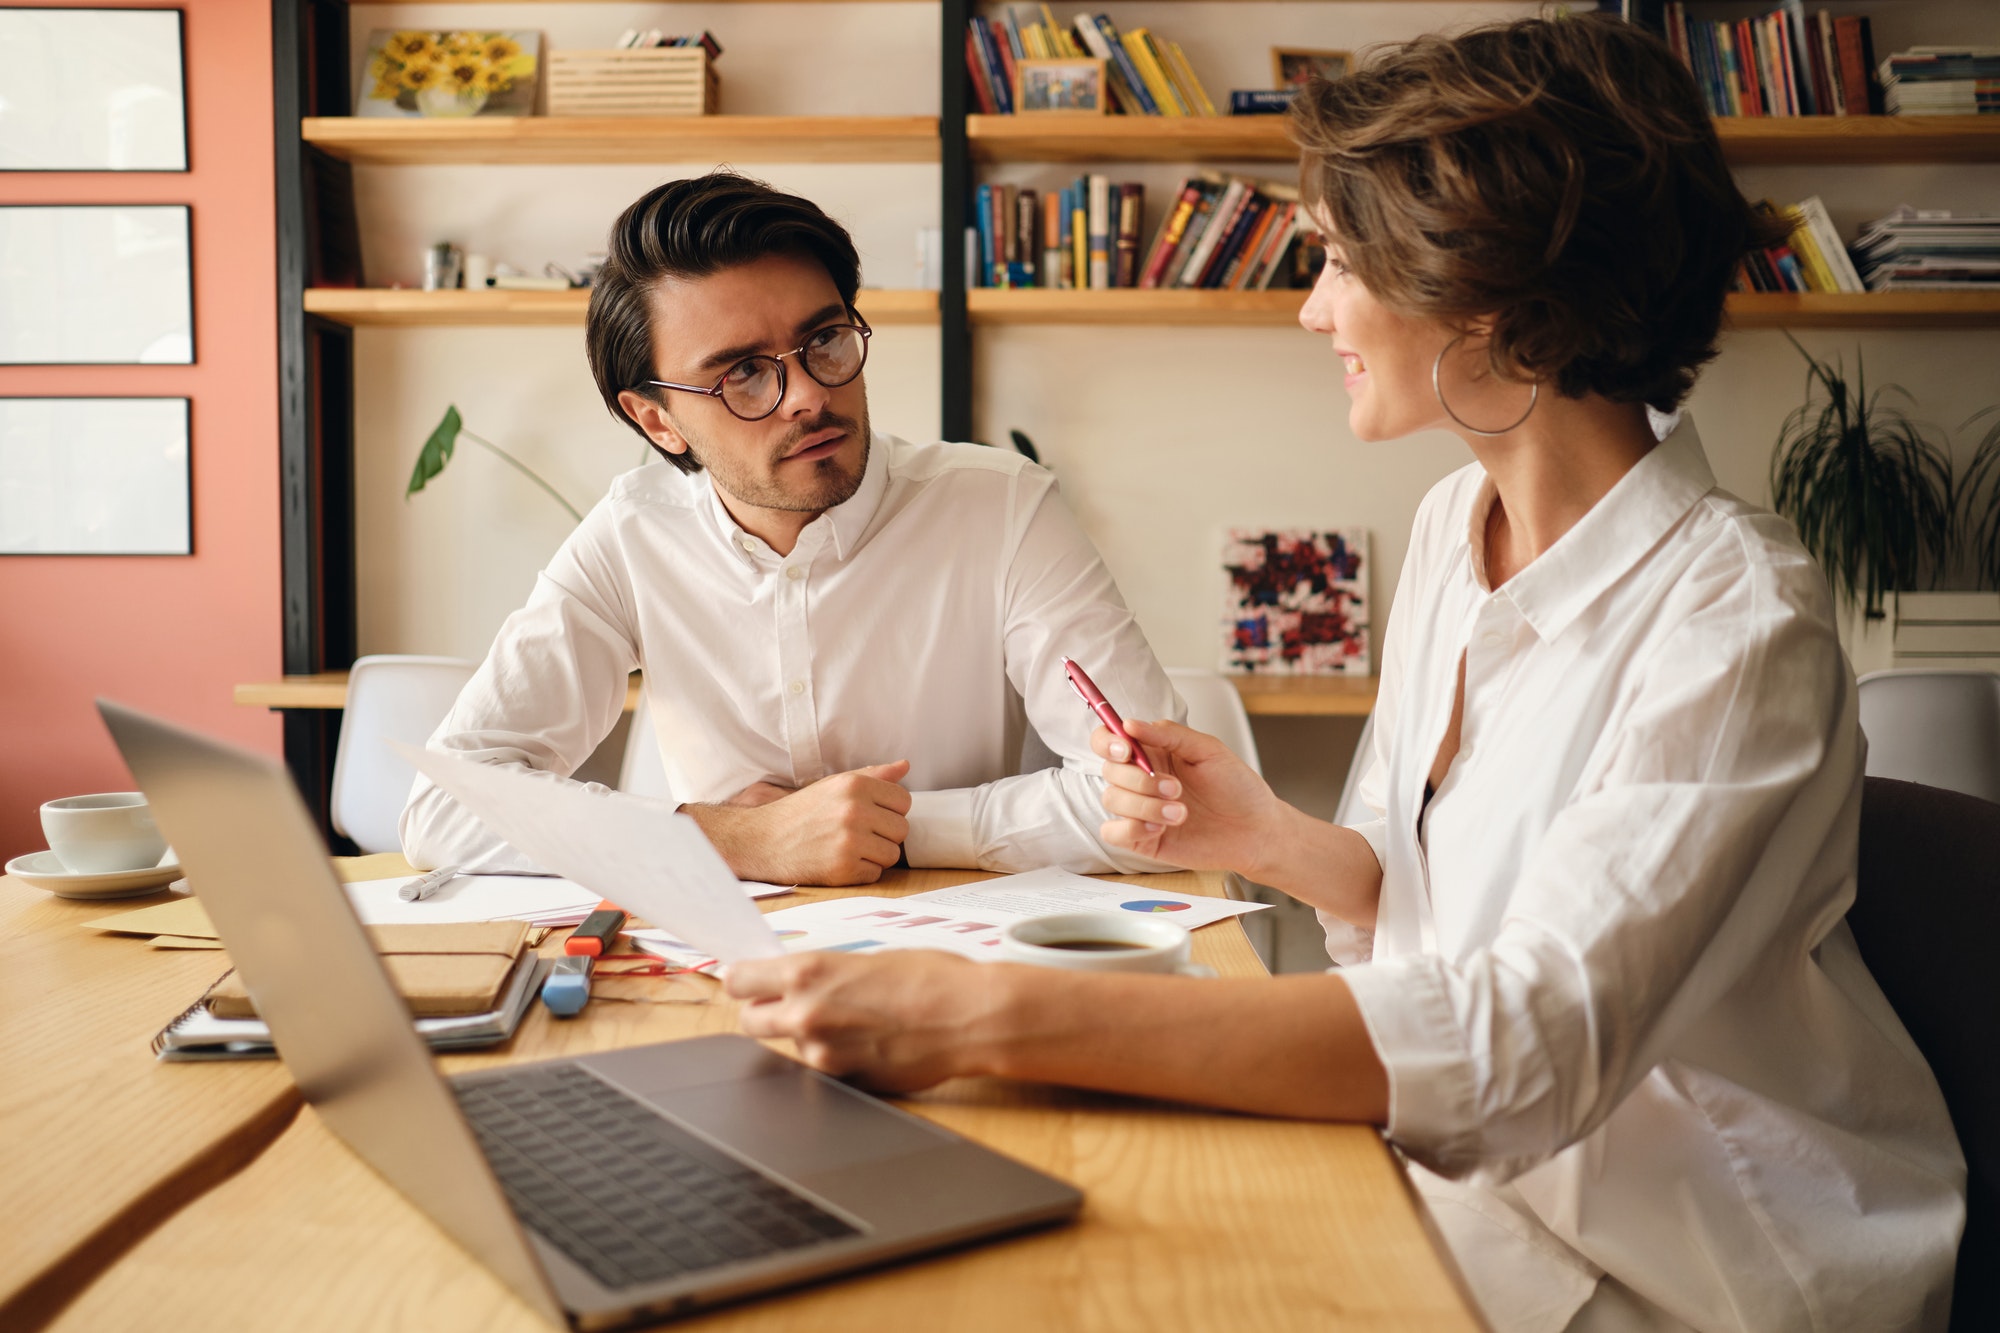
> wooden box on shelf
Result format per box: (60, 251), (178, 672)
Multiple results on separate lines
(546, 49), (718, 118)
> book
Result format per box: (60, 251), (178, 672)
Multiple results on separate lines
(1229, 89), (1297, 115)
(1795, 196), (1865, 291)
(1124, 28), (1186, 116)
(1163, 40), (1217, 117)
(1175, 176), (1249, 288)
(1071, 181), (1088, 289)
(1072, 14), (1149, 114)
(1016, 187), (1038, 272)
(1114, 183), (1144, 287)
(1141, 177), (1205, 288)
(1087, 173), (1111, 288)
(966, 30), (998, 115)
(1082, 13), (1161, 116)
(1043, 190), (1063, 287)
(1161, 179), (1225, 287)
(1196, 193), (1265, 288)
(1222, 200), (1282, 290)
(971, 18), (1013, 114)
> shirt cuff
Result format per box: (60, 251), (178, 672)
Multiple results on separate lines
(1338, 955), (1483, 1173)
(904, 787), (978, 869)
(1344, 815), (1390, 872)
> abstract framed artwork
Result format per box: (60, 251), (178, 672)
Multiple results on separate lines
(1222, 528), (1370, 676)
(0, 205), (193, 365)
(0, 8), (189, 171)
(0, 398), (192, 555)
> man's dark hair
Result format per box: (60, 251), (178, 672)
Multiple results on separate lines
(586, 172), (862, 473)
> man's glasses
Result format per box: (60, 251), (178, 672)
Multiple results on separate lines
(645, 319), (872, 422)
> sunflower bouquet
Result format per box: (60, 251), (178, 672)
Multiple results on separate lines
(363, 30), (538, 117)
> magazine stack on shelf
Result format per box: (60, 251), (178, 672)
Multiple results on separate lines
(1879, 48), (2000, 116)
(1853, 208), (2000, 290)
(967, 7), (1217, 115)
(1661, 2), (1880, 116)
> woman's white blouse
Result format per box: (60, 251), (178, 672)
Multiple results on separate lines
(1334, 417), (1965, 1332)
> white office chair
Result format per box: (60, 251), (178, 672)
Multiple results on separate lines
(1857, 668), (2000, 805)
(1165, 668), (1262, 775)
(618, 693), (676, 802)
(330, 654), (478, 854)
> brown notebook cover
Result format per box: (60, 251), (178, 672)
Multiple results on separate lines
(204, 921), (530, 1019)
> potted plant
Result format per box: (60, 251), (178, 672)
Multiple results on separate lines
(406, 405), (585, 521)
(1958, 409), (2000, 592)
(1769, 335), (1956, 620)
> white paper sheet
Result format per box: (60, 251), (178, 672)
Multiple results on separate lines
(342, 874), (601, 926)
(906, 867), (1268, 930)
(396, 744), (783, 964)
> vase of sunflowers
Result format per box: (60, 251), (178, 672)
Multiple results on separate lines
(360, 29), (539, 119)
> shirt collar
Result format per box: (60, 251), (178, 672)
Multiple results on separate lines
(702, 429), (891, 567)
(1468, 411), (1716, 642)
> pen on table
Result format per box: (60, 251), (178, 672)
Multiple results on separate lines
(398, 863), (462, 902)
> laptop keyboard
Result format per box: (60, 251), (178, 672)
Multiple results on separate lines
(455, 1063), (859, 1291)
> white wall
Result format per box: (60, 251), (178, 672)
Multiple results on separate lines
(349, 1), (2000, 805)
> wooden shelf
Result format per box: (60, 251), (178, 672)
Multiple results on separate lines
(968, 288), (1304, 325)
(1230, 676), (1377, 718)
(236, 671), (1371, 718)
(968, 114), (2000, 165)
(1725, 292), (2000, 329)
(967, 288), (2000, 329)
(304, 287), (940, 327)
(300, 115), (940, 165)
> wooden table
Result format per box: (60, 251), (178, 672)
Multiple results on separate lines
(233, 672), (1379, 719)
(42, 864), (1477, 1332)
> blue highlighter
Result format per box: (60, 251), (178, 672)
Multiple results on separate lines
(541, 955), (593, 1018)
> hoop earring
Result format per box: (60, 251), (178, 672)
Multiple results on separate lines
(1432, 334), (1538, 437)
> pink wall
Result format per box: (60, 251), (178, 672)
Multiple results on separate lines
(0, 0), (283, 860)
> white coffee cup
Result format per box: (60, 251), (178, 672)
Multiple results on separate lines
(40, 793), (167, 874)
(998, 911), (1215, 976)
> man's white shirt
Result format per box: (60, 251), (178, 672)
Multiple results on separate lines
(402, 433), (1182, 874)
(1330, 416), (1965, 1331)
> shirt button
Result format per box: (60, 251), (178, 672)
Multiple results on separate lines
(1481, 631), (1504, 647)
(784, 565), (804, 581)
(739, 538), (757, 554)
(788, 680), (806, 696)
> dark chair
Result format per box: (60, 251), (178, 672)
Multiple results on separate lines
(1850, 777), (2000, 1331)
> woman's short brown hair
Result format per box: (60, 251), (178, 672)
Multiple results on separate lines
(1290, 15), (1783, 412)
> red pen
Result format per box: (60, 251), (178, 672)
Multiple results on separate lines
(1061, 657), (1156, 777)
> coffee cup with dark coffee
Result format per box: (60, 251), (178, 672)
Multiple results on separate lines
(997, 911), (1216, 976)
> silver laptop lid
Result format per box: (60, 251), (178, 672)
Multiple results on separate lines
(99, 700), (566, 1328)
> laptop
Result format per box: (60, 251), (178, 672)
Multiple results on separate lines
(99, 701), (1082, 1331)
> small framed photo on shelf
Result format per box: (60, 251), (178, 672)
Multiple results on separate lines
(1271, 47), (1353, 90)
(357, 29), (541, 119)
(1015, 58), (1109, 116)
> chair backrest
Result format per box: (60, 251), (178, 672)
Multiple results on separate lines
(1166, 668), (1261, 776)
(1850, 776), (2000, 1331)
(618, 694), (675, 801)
(1857, 669), (2000, 805)
(330, 655), (477, 854)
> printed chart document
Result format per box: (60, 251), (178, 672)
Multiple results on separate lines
(629, 868), (1267, 970)
(397, 743), (782, 964)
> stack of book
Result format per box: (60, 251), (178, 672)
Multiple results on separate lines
(1853, 208), (2000, 290)
(968, 8), (1217, 115)
(1879, 49), (2000, 116)
(1141, 174), (1307, 291)
(1661, 2), (1879, 116)
(1737, 196), (1865, 293)
(973, 179), (1146, 288)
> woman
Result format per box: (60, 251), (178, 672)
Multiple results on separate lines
(726, 17), (1964, 1330)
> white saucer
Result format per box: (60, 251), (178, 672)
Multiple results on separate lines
(4, 850), (184, 900)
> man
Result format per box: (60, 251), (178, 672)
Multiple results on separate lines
(402, 172), (1181, 885)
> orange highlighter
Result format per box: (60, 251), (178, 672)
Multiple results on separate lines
(1061, 657), (1156, 777)
(565, 902), (626, 957)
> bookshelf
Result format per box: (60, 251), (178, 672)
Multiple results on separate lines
(302, 287), (941, 327)
(300, 115), (941, 165)
(960, 289), (2000, 329)
(968, 114), (2000, 165)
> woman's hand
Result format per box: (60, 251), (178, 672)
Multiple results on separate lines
(1093, 717), (1288, 878)
(726, 950), (1007, 1094)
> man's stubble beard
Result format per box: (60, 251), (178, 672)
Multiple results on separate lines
(682, 401), (872, 515)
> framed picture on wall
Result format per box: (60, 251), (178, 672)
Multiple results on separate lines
(1221, 528), (1371, 676)
(0, 398), (192, 555)
(356, 29), (542, 118)
(1271, 47), (1353, 90)
(0, 205), (193, 365)
(0, 8), (188, 171)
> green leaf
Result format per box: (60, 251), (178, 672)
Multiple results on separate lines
(406, 405), (462, 500)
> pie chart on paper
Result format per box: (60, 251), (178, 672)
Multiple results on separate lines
(1121, 900), (1191, 913)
